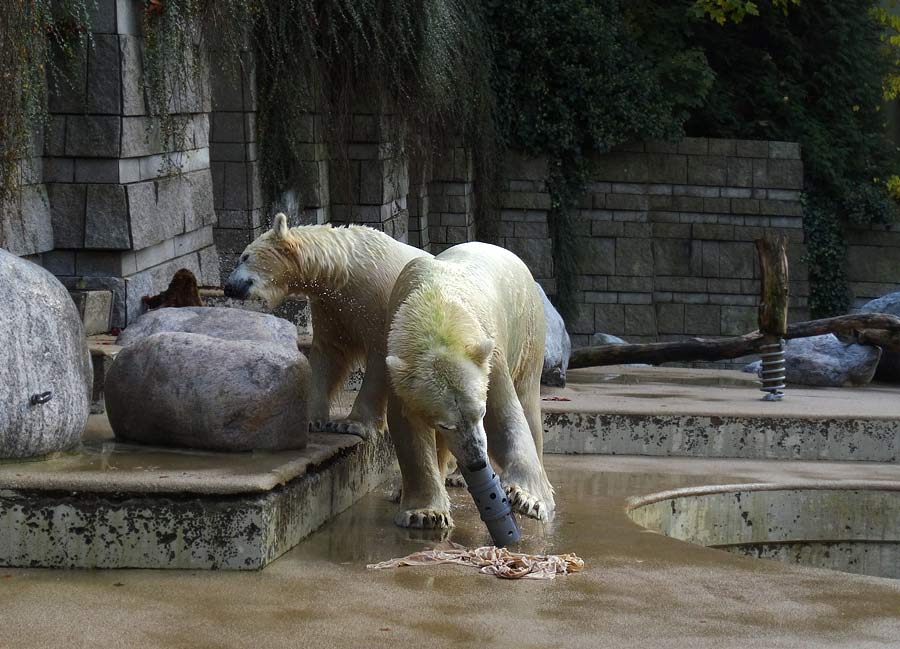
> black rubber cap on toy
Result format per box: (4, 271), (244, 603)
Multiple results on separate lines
(461, 462), (521, 547)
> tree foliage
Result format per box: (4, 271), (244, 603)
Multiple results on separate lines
(631, 0), (900, 316)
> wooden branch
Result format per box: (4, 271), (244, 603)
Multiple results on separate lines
(856, 329), (900, 352)
(785, 313), (900, 339)
(569, 313), (900, 369)
(756, 234), (789, 336)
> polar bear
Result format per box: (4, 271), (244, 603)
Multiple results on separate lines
(385, 241), (554, 529)
(223, 213), (430, 437)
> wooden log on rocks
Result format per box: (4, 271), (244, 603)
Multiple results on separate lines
(569, 313), (900, 369)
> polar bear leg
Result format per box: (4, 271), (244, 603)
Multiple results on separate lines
(388, 397), (453, 529)
(484, 360), (555, 521)
(307, 341), (352, 431)
(517, 368), (545, 463)
(323, 351), (386, 439)
(334, 350), (388, 438)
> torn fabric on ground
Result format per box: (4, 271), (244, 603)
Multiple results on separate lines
(367, 542), (584, 580)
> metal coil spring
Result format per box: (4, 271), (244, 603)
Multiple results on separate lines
(759, 340), (786, 401)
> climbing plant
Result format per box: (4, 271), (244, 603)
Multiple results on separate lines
(630, 0), (900, 317)
(0, 0), (91, 202)
(485, 0), (690, 320)
(139, 0), (495, 217)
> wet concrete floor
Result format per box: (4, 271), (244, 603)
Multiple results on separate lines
(2, 454), (900, 648)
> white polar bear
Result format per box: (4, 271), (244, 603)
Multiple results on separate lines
(385, 241), (554, 529)
(223, 213), (430, 437)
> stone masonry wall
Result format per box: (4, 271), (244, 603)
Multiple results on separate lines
(39, 0), (219, 327)
(208, 41), (264, 281)
(500, 138), (812, 350)
(0, 137), (53, 260)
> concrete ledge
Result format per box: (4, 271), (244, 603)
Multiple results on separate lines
(0, 430), (395, 570)
(541, 366), (900, 461)
(543, 411), (900, 461)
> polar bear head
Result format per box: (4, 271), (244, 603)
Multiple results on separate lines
(223, 213), (350, 307)
(386, 288), (494, 465)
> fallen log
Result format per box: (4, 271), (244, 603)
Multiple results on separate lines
(569, 313), (900, 369)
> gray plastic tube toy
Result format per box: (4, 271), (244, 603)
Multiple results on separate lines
(461, 462), (521, 547)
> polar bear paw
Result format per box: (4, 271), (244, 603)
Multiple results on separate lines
(445, 468), (467, 488)
(505, 484), (552, 522)
(394, 508), (453, 529)
(319, 418), (377, 439)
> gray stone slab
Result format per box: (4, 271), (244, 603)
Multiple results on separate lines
(60, 276), (127, 329)
(47, 183), (86, 248)
(85, 185), (130, 249)
(65, 116), (121, 158)
(128, 171), (211, 249)
(86, 34), (121, 114)
(119, 35), (146, 115)
(0, 184), (53, 257)
(69, 290), (113, 335)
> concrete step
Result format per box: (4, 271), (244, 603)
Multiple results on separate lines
(0, 420), (396, 570)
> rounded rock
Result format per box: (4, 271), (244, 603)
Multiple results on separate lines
(105, 332), (309, 451)
(0, 249), (92, 458)
(117, 306), (298, 351)
(858, 292), (900, 382)
(538, 283), (571, 387)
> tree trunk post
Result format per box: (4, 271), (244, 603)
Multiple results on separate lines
(755, 234), (790, 400)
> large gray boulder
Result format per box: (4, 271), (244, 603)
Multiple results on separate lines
(105, 332), (310, 451)
(858, 292), (900, 382)
(538, 284), (571, 387)
(744, 334), (881, 387)
(117, 306), (298, 351)
(0, 249), (92, 458)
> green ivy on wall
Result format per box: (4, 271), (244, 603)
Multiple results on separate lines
(0, 1), (91, 202)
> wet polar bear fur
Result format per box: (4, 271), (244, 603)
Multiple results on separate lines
(223, 213), (430, 437)
(385, 241), (555, 529)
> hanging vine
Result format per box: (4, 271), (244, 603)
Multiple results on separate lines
(0, 0), (91, 203)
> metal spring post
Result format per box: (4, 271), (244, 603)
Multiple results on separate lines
(759, 339), (786, 401)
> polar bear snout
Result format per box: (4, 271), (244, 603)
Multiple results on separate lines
(223, 270), (254, 299)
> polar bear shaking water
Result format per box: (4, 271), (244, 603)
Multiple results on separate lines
(224, 213), (430, 437)
(386, 241), (555, 529)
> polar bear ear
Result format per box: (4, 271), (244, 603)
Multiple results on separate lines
(272, 212), (289, 239)
(467, 338), (494, 365)
(386, 355), (408, 377)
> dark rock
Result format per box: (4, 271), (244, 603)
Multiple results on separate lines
(105, 332), (310, 451)
(858, 292), (900, 382)
(743, 334), (881, 387)
(0, 249), (92, 458)
(117, 306), (298, 350)
(538, 284), (570, 387)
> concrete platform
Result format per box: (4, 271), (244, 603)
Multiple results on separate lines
(0, 420), (396, 570)
(542, 366), (900, 461)
(2, 454), (900, 649)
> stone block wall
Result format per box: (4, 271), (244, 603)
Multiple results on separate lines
(328, 113), (410, 242)
(40, 0), (219, 327)
(427, 147), (477, 254)
(0, 136), (53, 260)
(500, 138), (814, 349)
(208, 43), (264, 279)
(847, 222), (900, 308)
